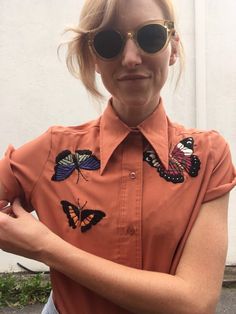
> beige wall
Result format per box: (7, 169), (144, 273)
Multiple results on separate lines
(0, 0), (235, 271)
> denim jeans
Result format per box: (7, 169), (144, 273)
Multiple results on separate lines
(42, 291), (59, 314)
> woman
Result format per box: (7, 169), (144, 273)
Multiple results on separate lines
(0, 0), (235, 313)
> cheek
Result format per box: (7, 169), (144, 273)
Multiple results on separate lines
(156, 50), (171, 74)
(149, 53), (171, 88)
(160, 48), (172, 67)
(100, 71), (116, 95)
(95, 59), (115, 81)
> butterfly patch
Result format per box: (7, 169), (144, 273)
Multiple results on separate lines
(51, 150), (100, 183)
(143, 137), (201, 184)
(61, 200), (106, 233)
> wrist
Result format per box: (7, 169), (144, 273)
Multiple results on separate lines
(36, 231), (62, 265)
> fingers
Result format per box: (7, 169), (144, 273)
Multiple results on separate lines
(0, 200), (9, 210)
(0, 200), (14, 217)
(0, 198), (30, 219)
(12, 198), (25, 217)
(1, 206), (12, 214)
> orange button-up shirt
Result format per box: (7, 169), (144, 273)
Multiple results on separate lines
(0, 99), (235, 314)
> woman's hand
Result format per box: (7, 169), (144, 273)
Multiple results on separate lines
(0, 198), (56, 261)
(0, 200), (13, 215)
(0, 195), (229, 314)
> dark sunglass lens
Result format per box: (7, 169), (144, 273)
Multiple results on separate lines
(93, 30), (123, 59)
(137, 24), (167, 53)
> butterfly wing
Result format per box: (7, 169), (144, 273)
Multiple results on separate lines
(144, 138), (200, 184)
(144, 149), (184, 183)
(188, 155), (201, 177)
(143, 150), (162, 169)
(172, 137), (200, 177)
(80, 209), (106, 233)
(61, 200), (81, 229)
(75, 150), (100, 170)
(159, 158), (185, 183)
(52, 150), (76, 181)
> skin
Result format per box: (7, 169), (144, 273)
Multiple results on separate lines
(95, 0), (178, 126)
(0, 196), (228, 314)
(0, 1), (229, 313)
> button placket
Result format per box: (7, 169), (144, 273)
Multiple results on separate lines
(118, 132), (143, 268)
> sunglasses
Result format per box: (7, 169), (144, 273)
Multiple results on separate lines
(88, 20), (175, 61)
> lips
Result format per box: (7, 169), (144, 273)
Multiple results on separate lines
(117, 74), (150, 81)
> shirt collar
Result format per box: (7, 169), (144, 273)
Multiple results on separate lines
(137, 98), (169, 169)
(100, 98), (169, 174)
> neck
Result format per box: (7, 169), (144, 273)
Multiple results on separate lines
(111, 97), (160, 127)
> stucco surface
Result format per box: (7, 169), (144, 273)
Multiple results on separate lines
(0, 0), (235, 270)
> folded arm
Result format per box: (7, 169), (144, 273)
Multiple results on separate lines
(0, 184), (228, 314)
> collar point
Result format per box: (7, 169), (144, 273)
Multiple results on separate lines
(100, 165), (105, 176)
(162, 159), (169, 170)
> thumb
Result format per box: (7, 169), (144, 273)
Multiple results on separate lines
(12, 198), (26, 217)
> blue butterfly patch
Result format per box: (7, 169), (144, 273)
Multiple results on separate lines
(51, 149), (100, 183)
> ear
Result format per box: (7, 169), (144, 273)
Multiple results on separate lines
(169, 32), (180, 66)
(95, 63), (101, 74)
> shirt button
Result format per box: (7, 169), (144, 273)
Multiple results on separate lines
(129, 171), (136, 179)
(127, 225), (136, 235)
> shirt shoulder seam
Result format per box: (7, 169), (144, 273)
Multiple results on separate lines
(29, 127), (53, 202)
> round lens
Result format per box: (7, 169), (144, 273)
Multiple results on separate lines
(93, 30), (123, 59)
(137, 24), (167, 53)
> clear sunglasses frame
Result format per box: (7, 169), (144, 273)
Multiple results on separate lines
(88, 19), (175, 61)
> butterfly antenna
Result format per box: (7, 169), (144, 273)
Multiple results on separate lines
(81, 200), (88, 210)
(78, 169), (88, 182)
(77, 198), (87, 210)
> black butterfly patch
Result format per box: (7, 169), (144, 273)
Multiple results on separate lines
(61, 200), (106, 233)
(51, 150), (100, 183)
(143, 137), (201, 184)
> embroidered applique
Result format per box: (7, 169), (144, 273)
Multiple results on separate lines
(143, 137), (201, 184)
(51, 150), (100, 183)
(61, 199), (106, 233)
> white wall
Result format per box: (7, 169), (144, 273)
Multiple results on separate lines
(0, 0), (235, 271)
(205, 0), (236, 264)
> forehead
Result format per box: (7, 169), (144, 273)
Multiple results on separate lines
(112, 0), (165, 29)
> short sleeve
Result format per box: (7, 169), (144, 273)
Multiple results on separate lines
(203, 131), (236, 202)
(0, 128), (52, 204)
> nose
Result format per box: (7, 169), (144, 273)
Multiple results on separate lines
(121, 38), (142, 68)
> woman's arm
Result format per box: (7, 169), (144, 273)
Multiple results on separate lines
(0, 194), (228, 314)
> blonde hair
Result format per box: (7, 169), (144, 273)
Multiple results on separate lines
(64, 0), (184, 99)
